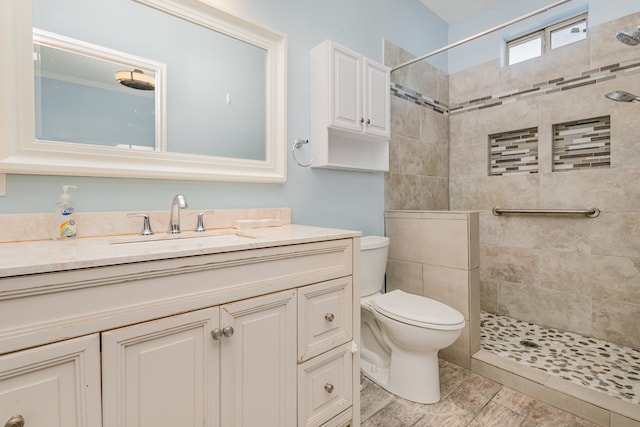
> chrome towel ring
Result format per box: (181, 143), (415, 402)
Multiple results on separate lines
(292, 138), (313, 167)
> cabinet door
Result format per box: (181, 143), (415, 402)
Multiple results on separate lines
(220, 290), (297, 427)
(0, 334), (101, 427)
(330, 44), (363, 133)
(363, 58), (390, 138)
(102, 307), (220, 427)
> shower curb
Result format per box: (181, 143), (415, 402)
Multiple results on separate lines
(471, 350), (640, 427)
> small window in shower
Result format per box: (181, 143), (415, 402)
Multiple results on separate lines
(549, 15), (588, 49)
(553, 116), (610, 172)
(507, 33), (543, 66)
(489, 127), (539, 176)
(507, 13), (588, 65)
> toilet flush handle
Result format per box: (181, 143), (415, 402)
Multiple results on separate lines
(324, 313), (335, 322)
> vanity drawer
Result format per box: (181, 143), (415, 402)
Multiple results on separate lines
(321, 408), (353, 427)
(298, 277), (352, 362)
(298, 343), (353, 427)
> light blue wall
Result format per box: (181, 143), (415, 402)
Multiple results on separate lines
(36, 76), (156, 148)
(3, 0), (447, 237)
(448, 0), (640, 74)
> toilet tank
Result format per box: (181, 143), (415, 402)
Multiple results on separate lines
(360, 236), (390, 297)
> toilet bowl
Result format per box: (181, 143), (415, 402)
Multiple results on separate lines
(359, 236), (465, 404)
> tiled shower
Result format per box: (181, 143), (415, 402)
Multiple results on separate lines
(384, 9), (640, 422)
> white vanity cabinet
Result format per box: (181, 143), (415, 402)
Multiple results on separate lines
(101, 307), (221, 427)
(297, 277), (353, 427)
(102, 290), (297, 427)
(219, 290), (297, 427)
(311, 40), (390, 172)
(0, 228), (360, 427)
(0, 335), (102, 427)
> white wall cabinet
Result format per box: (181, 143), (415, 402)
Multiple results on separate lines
(0, 235), (360, 427)
(311, 40), (390, 172)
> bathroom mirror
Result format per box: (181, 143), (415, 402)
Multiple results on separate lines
(0, 0), (287, 182)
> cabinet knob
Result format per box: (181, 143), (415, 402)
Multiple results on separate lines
(324, 383), (334, 393)
(223, 326), (234, 337)
(359, 117), (364, 124)
(324, 313), (335, 322)
(4, 415), (25, 427)
(366, 119), (371, 125)
(211, 328), (223, 340)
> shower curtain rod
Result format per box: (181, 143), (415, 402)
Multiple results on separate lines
(391, 0), (572, 72)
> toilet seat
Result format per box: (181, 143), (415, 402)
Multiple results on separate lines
(373, 290), (465, 330)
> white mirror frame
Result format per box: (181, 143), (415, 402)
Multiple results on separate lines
(0, 0), (287, 183)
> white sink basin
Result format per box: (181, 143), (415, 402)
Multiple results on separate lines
(110, 230), (256, 245)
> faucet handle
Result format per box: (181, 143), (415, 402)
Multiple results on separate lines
(194, 210), (216, 232)
(127, 213), (154, 235)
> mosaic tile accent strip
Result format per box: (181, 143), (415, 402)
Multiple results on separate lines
(489, 128), (539, 176)
(390, 57), (640, 116)
(390, 82), (448, 115)
(481, 311), (640, 405)
(553, 116), (611, 171)
(450, 58), (640, 115)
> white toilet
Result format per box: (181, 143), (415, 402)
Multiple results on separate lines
(359, 235), (465, 404)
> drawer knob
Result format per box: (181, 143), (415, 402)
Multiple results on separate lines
(211, 328), (223, 340)
(223, 326), (234, 337)
(5, 415), (25, 427)
(324, 383), (334, 393)
(324, 313), (335, 322)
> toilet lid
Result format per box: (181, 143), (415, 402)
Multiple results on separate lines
(373, 290), (465, 330)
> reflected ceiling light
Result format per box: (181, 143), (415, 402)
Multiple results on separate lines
(115, 68), (155, 90)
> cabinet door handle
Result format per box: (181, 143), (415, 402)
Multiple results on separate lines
(324, 383), (334, 393)
(359, 117), (364, 124)
(324, 313), (335, 322)
(211, 328), (223, 340)
(366, 119), (371, 125)
(4, 415), (25, 427)
(223, 326), (234, 337)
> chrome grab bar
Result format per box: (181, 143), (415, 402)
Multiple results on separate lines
(492, 207), (600, 218)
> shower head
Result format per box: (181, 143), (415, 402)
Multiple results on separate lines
(605, 90), (640, 103)
(616, 26), (640, 46)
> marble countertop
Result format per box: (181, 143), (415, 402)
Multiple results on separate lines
(0, 224), (360, 278)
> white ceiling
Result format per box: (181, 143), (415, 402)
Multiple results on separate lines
(419, 0), (502, 23)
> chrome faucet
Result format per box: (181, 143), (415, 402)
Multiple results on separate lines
(168, 194), (188, 234)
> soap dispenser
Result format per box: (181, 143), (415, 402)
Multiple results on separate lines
(54, 185), (78, 239)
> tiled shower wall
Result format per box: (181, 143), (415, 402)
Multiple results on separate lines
(385, 11), (640, 350)
(384, 41), (450, 210)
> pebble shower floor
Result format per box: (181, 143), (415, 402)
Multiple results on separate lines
(480, 311), (640, 405)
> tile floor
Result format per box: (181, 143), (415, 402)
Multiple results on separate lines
(480, 312), (640, 405)
(360, 359), (600, 426)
